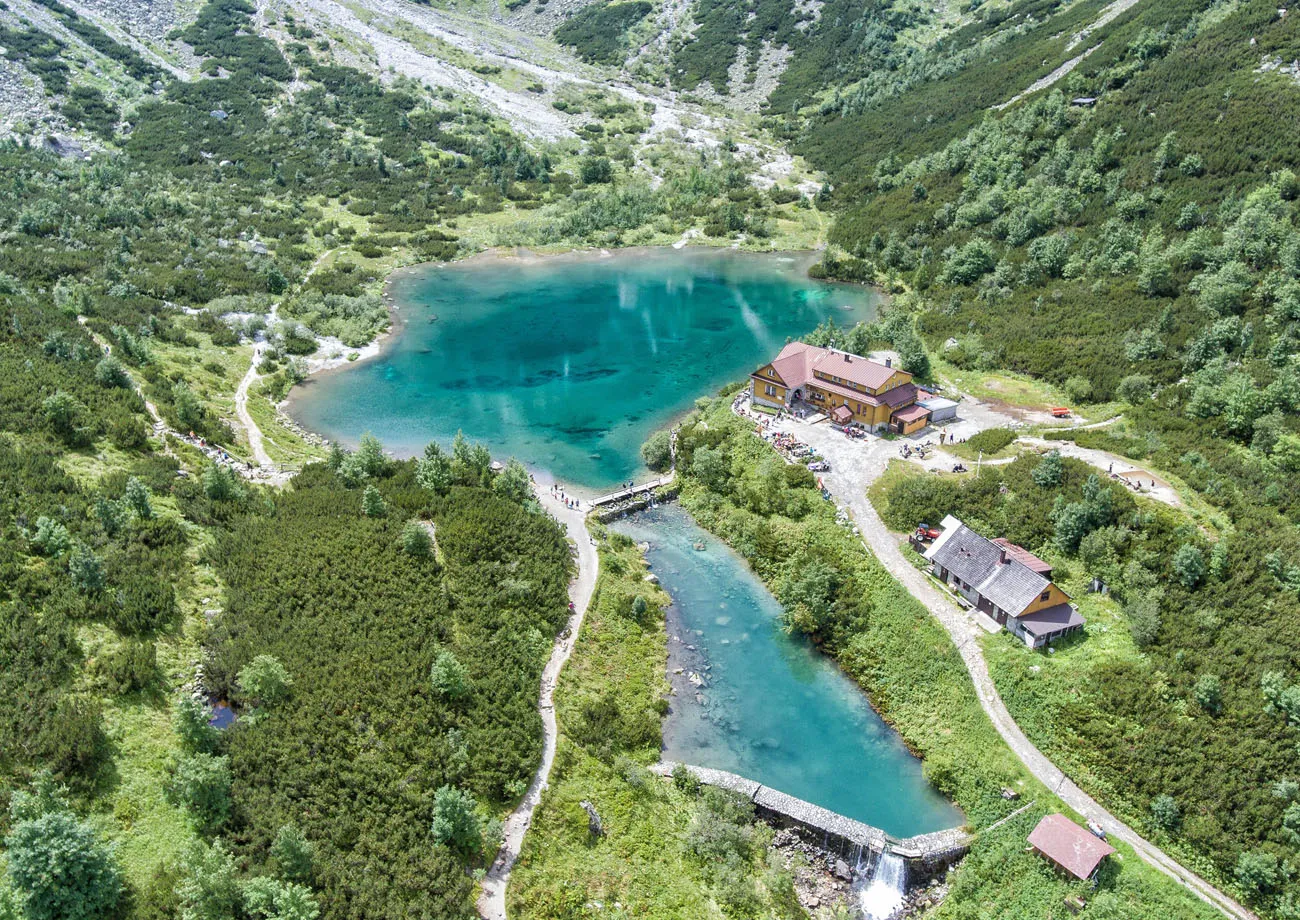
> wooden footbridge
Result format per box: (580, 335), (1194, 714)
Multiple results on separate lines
(590, 471), (676, 507)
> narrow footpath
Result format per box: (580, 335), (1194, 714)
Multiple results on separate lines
(232, 247), (336, 472)
(477, 486), (599, 920)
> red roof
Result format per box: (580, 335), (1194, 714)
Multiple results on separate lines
(892, 404), (931, 424)
(992, 538), (1053, 575)
(1028, 814), (1115, 880)
(831, 405), (853, 423)
(763, 342), (908, 394)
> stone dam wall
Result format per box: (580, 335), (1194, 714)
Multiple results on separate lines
(592, 485), (679, 523)
(651, 762), (971, 881)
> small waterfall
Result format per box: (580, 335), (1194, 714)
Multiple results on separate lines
(857, 851), (907, 920)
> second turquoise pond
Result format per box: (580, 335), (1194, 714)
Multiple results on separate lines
(613, 505), (963, 837)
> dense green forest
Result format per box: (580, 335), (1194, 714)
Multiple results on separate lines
(207, 463), (570, 919)
(0, 0), (581, 917)
(554, 2), (653, 65)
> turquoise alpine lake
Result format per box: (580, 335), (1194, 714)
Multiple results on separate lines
(293, 246), (959, 833)
(613, 504), (963, 836)
(289, 247), (879, 490)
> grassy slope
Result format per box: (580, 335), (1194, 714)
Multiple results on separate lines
(673, 397), (1219, 919)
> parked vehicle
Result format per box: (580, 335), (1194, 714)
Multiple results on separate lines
(915, 523), (941, 541)
(808, 460), (830, 472)
(1051, 407), (1072, 418)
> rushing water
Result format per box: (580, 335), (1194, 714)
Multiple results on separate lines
(857, 852), (909, 919)
(289, 248), (879, 490)
(612, 504), (962, 837)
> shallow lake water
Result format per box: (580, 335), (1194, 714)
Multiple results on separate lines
(289, 247), (879, 490)
(613, 505), (963, 836)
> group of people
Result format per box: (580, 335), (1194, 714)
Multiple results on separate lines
(550, 482), (582, 510)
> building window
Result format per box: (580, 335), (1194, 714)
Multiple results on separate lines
(765, 384), (776, 397)
(1040, 590), (1051, 602)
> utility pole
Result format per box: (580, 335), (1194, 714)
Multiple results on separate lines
(977, 449), (983, 476)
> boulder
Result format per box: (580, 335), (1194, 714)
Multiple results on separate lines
(580, 800), (604, 838)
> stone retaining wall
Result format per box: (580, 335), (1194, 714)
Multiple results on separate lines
(652, 762), (970, 878)
(592, 486), (679, 523)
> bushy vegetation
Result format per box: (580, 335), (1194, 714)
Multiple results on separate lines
(554, 2), (652, 65)
(672, 399), (1220, 917)
(206, 459), (570, 919)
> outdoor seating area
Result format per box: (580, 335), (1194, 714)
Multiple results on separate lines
(765, 431), (830, 472)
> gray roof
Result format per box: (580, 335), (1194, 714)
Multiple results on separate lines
(1017, 604), (1085, 637)
(918, 397), (958, 410)
(927, 520), (1051, 615)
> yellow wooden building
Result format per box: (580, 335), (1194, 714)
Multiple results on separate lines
(750, 342), (931, 433)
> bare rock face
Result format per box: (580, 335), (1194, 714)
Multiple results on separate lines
(580, 800), (604, 838)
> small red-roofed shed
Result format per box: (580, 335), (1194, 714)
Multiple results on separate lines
(1028, 814), (1116, 881)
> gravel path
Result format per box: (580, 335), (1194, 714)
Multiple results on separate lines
(1019, 435), (1183, 508)
(746, 401), (1255, 920)
(232, 248), (335, 472)
(477, 486), (599, 920)
(233, 359), (272, 468)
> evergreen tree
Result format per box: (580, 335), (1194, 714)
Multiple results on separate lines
(361, 485), (387, 518)
(1031, 450), (1063, 487)
(431, 786), (481, 853)
(5, 808), (121, 920)
(492, 459), (532, 504)
(124, 476), (153, 519)
(176, 840), (239, 920)
(430, 650), (468, 701)
(270, 824), (314, 884)
(416, 442), (452, 495)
